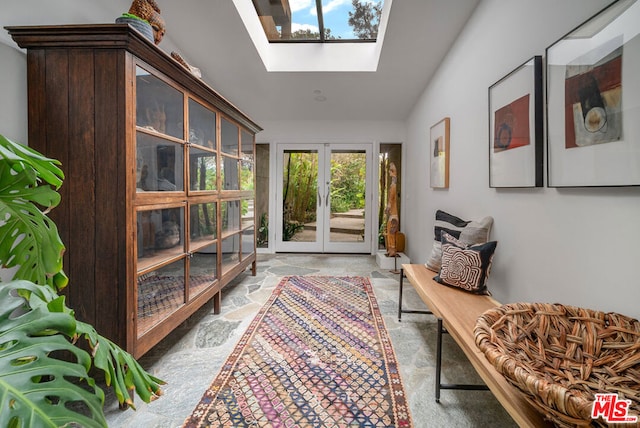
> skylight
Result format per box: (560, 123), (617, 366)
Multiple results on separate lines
(251, 0), (384, 42)
(234, 0), (391, 71)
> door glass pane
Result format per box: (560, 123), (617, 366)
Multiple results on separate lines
(137, 258), (185, 337)
(329, 150), (366, 243)
(189, 147), (216, 191)
(136, 133), (184, 192)
(282, 150), (317, 242)
(241, 227), (255, 258)
(241, 132), (254, 191)
(221, 118), (238, 155)
(190, 202), (216, 247)
(137, 206), (185, 269)
(189, 244), (217, 300)
(221, 234), (240, 274)
(242, 199), (254, 229)
(188, 98), (216, 150)
(221, 156), (239, 190)
(136, 66), (184, 139)
(221, 200), (241, 235)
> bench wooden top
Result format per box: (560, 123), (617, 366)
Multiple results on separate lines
(402, 264), (553, 428)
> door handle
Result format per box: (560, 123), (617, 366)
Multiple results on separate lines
(318, 190), (322, 207)
(325, 189), (330, 207)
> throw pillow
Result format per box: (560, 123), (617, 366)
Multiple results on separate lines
(425, 210), (493, 272)
(434, 232), (497, 295)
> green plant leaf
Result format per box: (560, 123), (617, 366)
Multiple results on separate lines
(75, 321), (165, 409)
(0, 135), (63, 189)
(0, 281), (106, 428)
(0, 135), (66, 290)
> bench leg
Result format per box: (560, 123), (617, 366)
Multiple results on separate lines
(434, 317), (489, 402)
(398, 269), (404, 321)
(398, 268), (432, 322)
(435, 318), (444, 402)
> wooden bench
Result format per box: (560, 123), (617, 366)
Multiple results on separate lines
(398, 263), (552, 428)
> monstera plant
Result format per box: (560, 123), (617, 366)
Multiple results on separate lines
(0, 134), (164, 427)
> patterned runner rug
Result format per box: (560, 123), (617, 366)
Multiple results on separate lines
(183, 276), (413, 427)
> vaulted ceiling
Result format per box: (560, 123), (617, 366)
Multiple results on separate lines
(0, 0), (480, 122)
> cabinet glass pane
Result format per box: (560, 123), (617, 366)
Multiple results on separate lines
(240, 158), (254, 191)
(136, 133), (184, 192)
(190, 202), (216, 247)
(136, 67), (184, 139)
(221, 234), (240, 274)
(221, 200), (241, 235)
(189, 147), (217, 191)
(137, 259), (185, 337)
(188, 99), (216, 150)
(241, 130), (253, 155)
(242, 227), (255, 257)
(221, 156), (239, 190)
(137, 207), (185, 269)
(221, 118), (238, 155)
(189, 244), (217, 300)
(242, 199), (254, 229)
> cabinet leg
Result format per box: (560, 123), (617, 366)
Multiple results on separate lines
(251, 259), (257, 276)
(213, 291), (221, 314)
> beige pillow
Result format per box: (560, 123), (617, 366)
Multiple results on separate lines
(425, 210), (493, 272)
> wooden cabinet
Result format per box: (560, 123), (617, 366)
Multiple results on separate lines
(8, 24), (262, 358)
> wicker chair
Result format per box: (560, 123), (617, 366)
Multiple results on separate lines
(475, 302), (640, 427)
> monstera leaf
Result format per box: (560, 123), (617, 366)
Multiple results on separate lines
(0, 134), (165, 420)
(76, 322), (164, 409)
(0, 281), (106, 428)
(0, 134), (67, 290)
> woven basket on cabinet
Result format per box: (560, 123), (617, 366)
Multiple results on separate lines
(474, 302), (640, 427)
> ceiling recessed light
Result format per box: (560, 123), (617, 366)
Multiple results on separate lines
(314, 95), (327, 102)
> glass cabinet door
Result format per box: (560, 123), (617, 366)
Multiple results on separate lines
(188, 201), (217, 299)
(221, 234), (240, 274)
(136, 206), (185, 265)
(189, 147), (216, 191)
(221, 118), (240, 190)
(137, 259), (186, 337)
(221, 200), (241, 236)
(241, 130), (254, 192)
(188, 99), (216, 150)
(136, 66), (184, 139)
(136, 133), (184, 192)
(221, 118), (238, 155)
(136, 205), (186, 337)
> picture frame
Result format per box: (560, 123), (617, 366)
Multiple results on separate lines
(430, 117), (450, 188)
(547, 0), (640, 187)
(488, 56), (543, 188)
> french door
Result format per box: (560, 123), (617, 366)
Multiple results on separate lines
(275, 143), (372, 253)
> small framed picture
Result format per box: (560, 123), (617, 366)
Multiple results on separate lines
(547, 0), (640, 187)
(430, 117), (450, 188)
(489, 56), (543, 188)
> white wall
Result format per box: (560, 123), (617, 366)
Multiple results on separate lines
(257, 119), (406, 144)
(404, 0), (640, 319)
(0, 42), (27, 144)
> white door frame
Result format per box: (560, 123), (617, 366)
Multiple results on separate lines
(274, 143), (373, 253)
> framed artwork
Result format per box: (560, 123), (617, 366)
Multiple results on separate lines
(489, 56), (543, 188)
(547, 0), (640, 187)
(430, 117), (450, 188)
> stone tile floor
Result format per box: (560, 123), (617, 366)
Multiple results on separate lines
(103, 254), (516, 427)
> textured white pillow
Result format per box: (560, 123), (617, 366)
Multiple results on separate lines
(425, 210), (493, 272)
